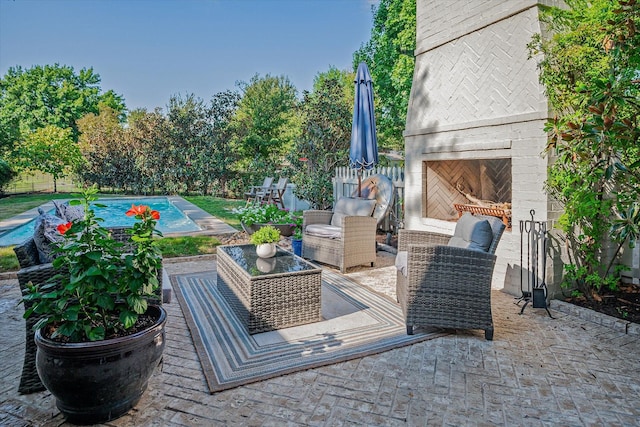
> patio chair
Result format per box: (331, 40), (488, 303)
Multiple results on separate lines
(13, 226), (164, 394)
(244, 177), (274, 203)
(302, 197), (377, 273)
(395, 213), (505, 340)
(259, 177), (288, 209)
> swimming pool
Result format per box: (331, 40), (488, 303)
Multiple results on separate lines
(0, 197), (202, 247)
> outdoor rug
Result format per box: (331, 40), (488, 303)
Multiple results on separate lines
(172, 266), (447, 393)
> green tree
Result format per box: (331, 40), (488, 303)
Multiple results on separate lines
(165, 94), (214, 194)
(127, 108), (170, 194)
(354, 0), (415, 151)
(0, 64), (125, 154)
(231, 74), (300, 178)
(13, 125), (81, 192)
(530, 0), (640, 298)
(77, 106), (130, 191)
(209, 90), (241, 197)
(288, 68), (354, 209)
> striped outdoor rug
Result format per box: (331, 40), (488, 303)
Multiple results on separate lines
(172, 266), (446, 393)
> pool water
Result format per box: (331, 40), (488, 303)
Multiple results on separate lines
(0, 197), (201, 247)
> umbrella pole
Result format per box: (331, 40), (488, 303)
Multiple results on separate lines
(357, 169), (363, 198)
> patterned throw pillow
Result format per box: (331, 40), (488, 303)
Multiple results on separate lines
(32, 208), (65, 264)
(53, 200), (85, 222)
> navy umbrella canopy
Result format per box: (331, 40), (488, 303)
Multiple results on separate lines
(349, 62), (378, 197)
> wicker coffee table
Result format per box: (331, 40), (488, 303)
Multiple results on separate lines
(216, 244), (322, 334)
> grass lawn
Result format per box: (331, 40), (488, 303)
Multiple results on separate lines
(0, 193), (247, 272)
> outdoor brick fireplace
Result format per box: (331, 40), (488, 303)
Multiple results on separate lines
(423, 158), (512, 228)
(404, 0), (565, 296)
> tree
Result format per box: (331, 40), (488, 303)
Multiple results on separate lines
(14, 125), (81, 192)
(530, 0), (640, 298)
(0, 64), (125, 154)
(354, 0), (416, 151)
(208, 90), (241, 197)
(76, 106), (130, 191)
(231, 74), (300, 178)
(287, 68), (354, 209)
(164, 94), (214, 194)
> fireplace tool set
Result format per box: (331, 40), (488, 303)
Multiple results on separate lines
(516, 209), (554, 318)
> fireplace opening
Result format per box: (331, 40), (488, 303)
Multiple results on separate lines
(423, 158), (512, 228)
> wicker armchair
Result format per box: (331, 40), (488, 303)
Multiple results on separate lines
(302, 197), (377, 273)
(13, 227), (163, 394)
(396, 215), (505, 340)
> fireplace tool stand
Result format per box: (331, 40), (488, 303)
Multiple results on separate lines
(516, 209), (554, 318)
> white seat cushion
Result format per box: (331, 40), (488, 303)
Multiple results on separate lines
(305, 224), (342, 239)
(395, 250), (408, 276)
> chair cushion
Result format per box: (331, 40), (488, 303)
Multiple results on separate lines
(447, 212), (493, 253)
(395, 250), (408, 277)
(305, 224), (342, 239)
(53, 200), (84, 222)
(330, 197), (376, 227)
(32, 208), (65, 263)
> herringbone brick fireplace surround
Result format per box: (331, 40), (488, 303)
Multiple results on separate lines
(404, 0), (564, 297)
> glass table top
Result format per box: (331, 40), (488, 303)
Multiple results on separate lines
(219, 244), (318, 277)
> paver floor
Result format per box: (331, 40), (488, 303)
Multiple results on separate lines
(1, 253), (640, 426)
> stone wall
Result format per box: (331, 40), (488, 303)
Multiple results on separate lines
(404, 0), (565, 297)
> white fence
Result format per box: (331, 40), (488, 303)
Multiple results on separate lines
(333, 166), (405, 233)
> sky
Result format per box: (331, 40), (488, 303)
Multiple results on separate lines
(0, 0), (376, 111)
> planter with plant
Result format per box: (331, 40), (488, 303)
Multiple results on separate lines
(236, 203), (297, 236)
(21, 186), (166, 425)
(249, 225), (281, 258)
(291, 214), (303, 257)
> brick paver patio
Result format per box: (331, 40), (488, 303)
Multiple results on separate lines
(1, 254), (640, 426)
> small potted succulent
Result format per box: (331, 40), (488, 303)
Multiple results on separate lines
(249, 224), (281, 258)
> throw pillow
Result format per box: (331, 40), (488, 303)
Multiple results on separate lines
(330, 197), (377, 227)
(32, 208), (65, 264)
(53, 200), (85, 222)
(447, 212), (493, 252)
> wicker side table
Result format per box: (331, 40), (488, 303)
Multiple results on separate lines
(217, 244), (322, 334)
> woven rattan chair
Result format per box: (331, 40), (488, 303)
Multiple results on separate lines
(396, 214), (505, 340)
(13, 227), (163, 394)
(302, 197), (377, 273)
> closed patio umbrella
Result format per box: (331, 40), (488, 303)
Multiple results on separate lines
(349, 62), (378, 197)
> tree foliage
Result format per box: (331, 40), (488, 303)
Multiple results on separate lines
(353, 0), (415, 151)
(231, 74), (300, 178)
(0, 64), (124, 153)
(530, 0), (640, 297)
(14, 125), (81, 192)
(287, 68), (354, 210)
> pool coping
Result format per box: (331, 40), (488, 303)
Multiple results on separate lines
(0, 195), (238, 242)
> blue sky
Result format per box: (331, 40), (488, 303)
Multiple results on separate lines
(0, 0), (376, 111)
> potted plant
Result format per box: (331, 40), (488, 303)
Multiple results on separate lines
(291, 214), (303, 257)
(250, 224), (281, 258)
(236, 203), (297, 236)
(21, 186), (166, 425)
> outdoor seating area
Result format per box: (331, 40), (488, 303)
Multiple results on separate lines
(244, 177), (288, 209)
(3, 250), (640, 425)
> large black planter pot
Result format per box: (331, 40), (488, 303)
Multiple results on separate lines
(34, 305), (167, 425)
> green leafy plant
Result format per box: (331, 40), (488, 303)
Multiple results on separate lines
(21, 186), (163, 342)
(235, 203), (297, 226)
(292, 214), (303, 240)
(530, 0), (640, 298)
(249, 225), (281, 245)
